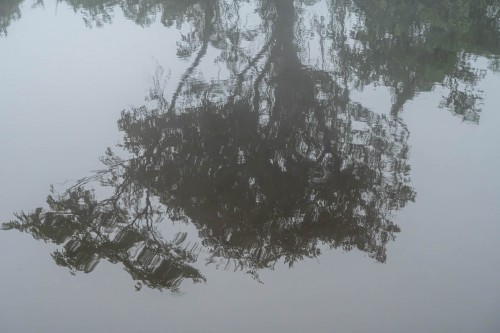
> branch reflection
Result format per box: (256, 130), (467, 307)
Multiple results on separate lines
(3, 0), (499, 292)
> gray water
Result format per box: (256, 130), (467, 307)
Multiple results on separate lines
(1, 1), (500, 332)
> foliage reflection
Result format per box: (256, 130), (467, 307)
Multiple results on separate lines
(3, 0), (499, 292)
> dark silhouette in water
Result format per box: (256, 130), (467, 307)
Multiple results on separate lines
(3, 0), (499, 291)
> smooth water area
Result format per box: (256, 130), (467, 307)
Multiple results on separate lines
(1, 1), (500, 332)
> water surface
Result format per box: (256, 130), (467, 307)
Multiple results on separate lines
(1, 1), (500, 332)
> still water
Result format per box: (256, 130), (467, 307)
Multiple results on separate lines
(1, 1), (499, 332)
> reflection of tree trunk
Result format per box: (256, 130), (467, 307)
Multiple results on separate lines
(168, 3), (214, 113)
(230, 36), (275, 103)
(391, 75), (417, 115)
(252, 0), (304, 115)
(270, 1), (309, 120)
(266, 1), (336, 164)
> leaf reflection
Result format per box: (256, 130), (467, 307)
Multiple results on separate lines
(3, 0), (499, 292)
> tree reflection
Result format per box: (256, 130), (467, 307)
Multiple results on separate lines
(2, 1), (498, 123)
(329, 0), (500, 122)
(3, 187), (206, 292)
(0, 0), (24, 35)
(3, 0), (499, 292)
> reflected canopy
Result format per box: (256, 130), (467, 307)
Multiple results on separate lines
(3, 0), (500, 292)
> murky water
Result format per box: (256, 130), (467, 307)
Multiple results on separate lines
(1, 1), (500, 332)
